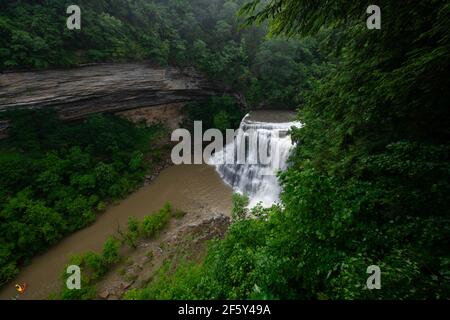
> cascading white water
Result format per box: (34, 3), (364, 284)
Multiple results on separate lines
(209, 112), (301, 207)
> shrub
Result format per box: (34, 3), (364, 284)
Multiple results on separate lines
(83, 252), (107, 280)
(102, 237), (120, 265)
(0, 110), (166, 284)
(141, 203), (172, 238)
(231, 193), (249, 221)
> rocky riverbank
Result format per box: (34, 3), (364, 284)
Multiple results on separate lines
(97, 213), (230, 300)
(143, 156), (173, 187)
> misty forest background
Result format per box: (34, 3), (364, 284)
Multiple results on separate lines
(0, 0), (449, 299)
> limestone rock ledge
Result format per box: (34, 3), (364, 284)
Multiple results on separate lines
(0, 63), (220, 120)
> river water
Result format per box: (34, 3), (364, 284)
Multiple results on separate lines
(0, 109), (298, 300)
(0, 164), (232, 300)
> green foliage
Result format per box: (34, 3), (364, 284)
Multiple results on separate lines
(140, 203), (172, 239)
(241, 0), (449, 299)
(60, 279), (97, 301)
(82, 251), (107, 280)
(213, 111), (232, 132)
(1, 1), (324, 110)
(126, 213), (275, 300)
(0, 110), (165, 285)
(60, 235), (122, 300)
(127, 217), (140, 235)
(186, 96), (244, 131)
(124, 262), (205, 300)
(231, 193), (249, 221)
(102, 237), (121, 265)
(60, 203), (178, 299)
(127, 0), (450, 300)
(120, 203), (179, 249)
(123, 217), (140, 249)
(2, 0), (448, 301)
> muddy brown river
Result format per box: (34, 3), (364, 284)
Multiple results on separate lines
(0, 164), (232, 300)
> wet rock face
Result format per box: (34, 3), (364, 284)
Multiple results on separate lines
(0, 63), (220, 120)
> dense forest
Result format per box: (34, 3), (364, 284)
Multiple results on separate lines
(0, 0), (324, 287)
(125, 0), (450, 299)
(0, 110), (167, 285)
(0, 0), (325, 109)
(0, 0), (449, 300)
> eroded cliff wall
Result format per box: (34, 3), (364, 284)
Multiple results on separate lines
(0, 63), (220, 123)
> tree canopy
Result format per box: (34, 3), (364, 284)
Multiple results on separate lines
(125, 0), (450, 299)
(0, 110), (166, 285)
(0, 0), (325, 109)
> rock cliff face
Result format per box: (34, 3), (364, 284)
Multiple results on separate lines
(0, 63), (220, 120)
(117, 102), (186, 132)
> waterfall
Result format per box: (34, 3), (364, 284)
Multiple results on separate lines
(209, 112), (301, 208)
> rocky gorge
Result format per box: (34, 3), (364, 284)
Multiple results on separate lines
(0, 63), (222, 134)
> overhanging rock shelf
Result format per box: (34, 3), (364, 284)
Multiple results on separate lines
(0, 63), (221, 120)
